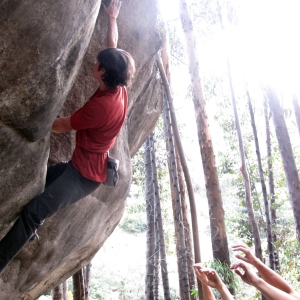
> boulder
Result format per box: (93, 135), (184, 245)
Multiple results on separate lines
(0, 0), (162, 298)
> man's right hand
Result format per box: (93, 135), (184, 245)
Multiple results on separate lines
(230, 260), (259, 287)
(232, 243), (259, 266)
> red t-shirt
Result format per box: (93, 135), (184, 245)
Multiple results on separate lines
(70, 86), (128, 182)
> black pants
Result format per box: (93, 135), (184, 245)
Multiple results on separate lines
(0, 161), (100, 274)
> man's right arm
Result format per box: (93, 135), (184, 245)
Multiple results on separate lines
(232, 243), (300, 299)
(231, 260), (298, 300)
(52, 117), (72, 133)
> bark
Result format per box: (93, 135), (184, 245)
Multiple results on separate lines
(85, 263), (92, 300)
(144, 137), (155, 300)
(157, 49), (202, 298)
(247, 94), (274, 270)
(63, 280), (68, 300)
(179, 0), (230, 266)
(153, 222), (160, 300)
(176, 147), (197, 300)
(228, 68), (262, 262)
(162, 92), (191, 300)
(72, 268), (86, 300)
(292, 94), (300, 137)
(149, 132), (172, 300)
(264, 98), (280, 271)
(52, 284), (63, 300)
(265, 86), (300, 244)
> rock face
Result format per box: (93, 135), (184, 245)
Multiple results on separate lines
(0, 0), (162, 298)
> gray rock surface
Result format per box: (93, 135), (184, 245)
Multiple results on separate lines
(0, 0), (162, 298)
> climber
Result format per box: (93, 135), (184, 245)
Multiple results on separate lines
(0, 0), (135, 274)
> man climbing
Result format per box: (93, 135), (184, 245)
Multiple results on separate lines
(0, 0), (135, 274)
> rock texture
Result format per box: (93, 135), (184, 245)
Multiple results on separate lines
(0, 0), (162, 298)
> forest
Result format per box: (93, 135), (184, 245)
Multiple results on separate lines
(7, 0), (300, 299)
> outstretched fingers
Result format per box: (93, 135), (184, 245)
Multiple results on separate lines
(231, 243), (256, 265)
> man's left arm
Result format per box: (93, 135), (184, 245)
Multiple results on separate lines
(52, 117), (72, 133)
(102, 0), (122, 48)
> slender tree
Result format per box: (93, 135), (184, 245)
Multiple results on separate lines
(228, 70), (262, 262)
(265, 86), (300, 244)
(85, 263), (92, 300)
(52, 284), (64, 300)
(176, 146), (197, 300)
(144, 136), (156, 300)
(264, 98), (280, 271)
(63, 280), (68, 300)
(179, 0), (230, 266)
(157, 48), (202, 298)
(162, 91), (191, 300)
(73, 268), (86, 300)
(153, 222), (160, 300)
(247, 93), (274, 269)
(292, 94), (300, 137)
(149, 132), (172, 300)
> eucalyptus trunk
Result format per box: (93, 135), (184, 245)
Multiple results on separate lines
(179, 0), (230, 266)
(292, 94), (300, 137)
(144, 136), (155, 300)
(162, 91), (191, 300)
(265, 86), (300, 244)
(149, 132), (172, 300)
(63, 280), (68, 300)
(228, 67), (262, 261)
(52, 284), (63, 300)
(73, 268), (86, 300)
(247, 93), (274, 269)
(153, 222), (160, 300)
(176, 146), (197, 300)
(264, 98), (280, 271)
(157, 52), (202, 299)
(85, 263), (91, 300)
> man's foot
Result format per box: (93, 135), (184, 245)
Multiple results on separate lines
(29, 231), (39, 242)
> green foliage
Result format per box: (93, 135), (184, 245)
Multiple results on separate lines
(190, 285), (199, 298)
(209, 259), (237, 291)
(119, 213), (147, 233)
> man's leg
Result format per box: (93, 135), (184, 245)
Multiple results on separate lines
(29, 161), (69, 241)
(0, 161), (100, 273)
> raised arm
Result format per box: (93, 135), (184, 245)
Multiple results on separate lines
(232, 243), (300, 299)
(102, 0), (122, 48)
(193, 264), (234, 300)
(231, 260), (298, 300)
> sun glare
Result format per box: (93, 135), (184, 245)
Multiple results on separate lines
(158, 0), (300, 99)
(226, 0), (300, 96)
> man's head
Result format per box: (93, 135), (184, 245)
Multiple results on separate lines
(94, 48), (135, 90)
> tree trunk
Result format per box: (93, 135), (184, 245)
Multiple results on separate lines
(265, 86), (300, 244)
(149, 132), (172, 300)
(264, 98), (280, 271)
(247, 93), (274, 270)
(292, 94), (300, 137)
(85, 263), (92, 300)
(176, 146), (197, 300)
(153, 222), (160, 300)
(228, 66), (262, 262)
(162, 92), (191, 300)
(144, 137), (155, 300)
(52, 284), (63, 300)
(157, 51), (202, 299)
(63, 280), (68, 300)
(179, 0), (230, 266)
(73, 268), (86, 300)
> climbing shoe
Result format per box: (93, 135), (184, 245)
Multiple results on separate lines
(29, 231), (39, 242)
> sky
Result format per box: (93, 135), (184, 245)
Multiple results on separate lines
(158, 0), (300, 100)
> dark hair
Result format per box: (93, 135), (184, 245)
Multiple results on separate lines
(97, 48), (135, 89)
